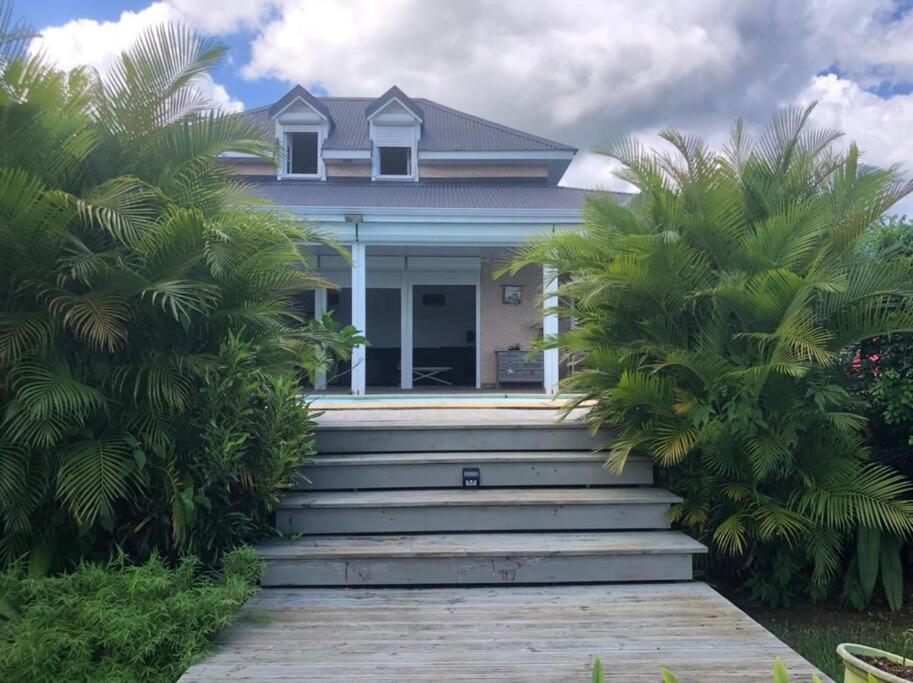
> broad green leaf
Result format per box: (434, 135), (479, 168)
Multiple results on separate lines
(856, 527), (881, 603)
(879, 534), (904, 611)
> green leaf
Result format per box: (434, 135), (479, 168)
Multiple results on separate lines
(591, 656), (604, 683)
(772, 658), (790, 683)
(879, 534), (904, 611)
(856, 527), (881, 603)
(661, 668), (680, 683)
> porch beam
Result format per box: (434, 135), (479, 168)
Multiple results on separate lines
(543, 266), (559, 394)
(351, 242), (367, 395)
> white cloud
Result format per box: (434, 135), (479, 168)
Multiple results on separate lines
(165, 0), (278, 35)
(26, 0), (913, 214)
(29, 2), (243, 112)
(242, 0), (816, 140)
(800, 73), (913, 214)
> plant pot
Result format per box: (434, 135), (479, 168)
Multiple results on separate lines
(837, 643), (913, 683)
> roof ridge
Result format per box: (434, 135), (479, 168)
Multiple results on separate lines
(416, 98), (575, 152)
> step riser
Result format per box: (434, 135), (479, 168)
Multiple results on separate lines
(316, 427), (601, 454)
(295, 460), (652, 490)
(277, 504), (671, 534)
(262, 553), (693, 586)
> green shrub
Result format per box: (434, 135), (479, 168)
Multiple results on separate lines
(0, 546), (263, 682)
(0, 11), (360, 569)
(510, 106), (913, 604)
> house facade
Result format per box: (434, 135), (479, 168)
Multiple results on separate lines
(230, 84), (614, 395)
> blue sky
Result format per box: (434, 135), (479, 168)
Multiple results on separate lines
(19, 1), (913, 204)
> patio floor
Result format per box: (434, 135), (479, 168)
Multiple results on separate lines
(178, 583), (827, 682)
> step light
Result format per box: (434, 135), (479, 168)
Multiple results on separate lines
(462, 467), (480, 488)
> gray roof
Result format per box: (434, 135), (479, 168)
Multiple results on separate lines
(245, 179), (626, 212)
(241, 92), (575, 153)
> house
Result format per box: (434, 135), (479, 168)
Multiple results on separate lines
(229, 84), (620, 394)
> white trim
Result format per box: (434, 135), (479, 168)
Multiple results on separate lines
(277, 123), (326, 180)
(406, 256), (481, 272)
(543, 266), (559, 395)
(350, 243), (367, 395)
(400, 270), (412, 389)
(419, 150), (575, 161)
(270, 95), (331, 123)
(366, 96), (424, 124)
(280, 206), (584, 222)
(475, 271), (482, 389)
(301, 221), (569, 247)
(322, 149), (372, 160)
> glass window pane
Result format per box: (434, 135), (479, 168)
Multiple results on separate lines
(290, 132), (318, 174)
(379, 147), (410, 176)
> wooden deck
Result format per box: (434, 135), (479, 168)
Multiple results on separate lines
(179, 583), (826, 682)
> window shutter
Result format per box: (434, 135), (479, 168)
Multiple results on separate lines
(373, 126), (414, 146)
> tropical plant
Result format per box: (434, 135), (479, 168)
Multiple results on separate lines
(0, 546), (262, 682)
(510, 105), (913, 603)
(591, 656), (825, 682)
(0, 6), (358, 569)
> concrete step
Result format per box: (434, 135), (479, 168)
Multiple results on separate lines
(294, 451), (652, 490)
(258, 531), (706, 586)
(315, 421), (604, 454)
(276, 487), (679, 534)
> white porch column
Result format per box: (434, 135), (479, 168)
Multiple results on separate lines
(543, 266), (559, 394)
(350, 242), (367, 395)
(400, 270), (413, 389)
(314, 288), (328, 390)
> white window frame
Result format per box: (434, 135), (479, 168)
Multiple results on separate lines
(277, 124), (325, 180)
(374, 145), (415, 180)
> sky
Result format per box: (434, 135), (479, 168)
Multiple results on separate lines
(19, 0), (913, 213)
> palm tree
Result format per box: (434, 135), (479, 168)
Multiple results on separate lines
(509, 106), (913, 596)
(0, 8), (351, 567)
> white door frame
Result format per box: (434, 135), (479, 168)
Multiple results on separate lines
(318, 255), (482, 392)
(405, 270), (481, 390)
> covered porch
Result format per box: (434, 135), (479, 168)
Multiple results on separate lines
(303, 244), (564, 396)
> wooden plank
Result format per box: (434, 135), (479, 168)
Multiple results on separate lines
(257, 532), (705, 586)
(316, 425), (602, 453)
(302, 451), (618, 465)
(257, 531), (706, 559)
(280, 487), (680, 508)
(293, 452), (653, 490)
(178, 583), (828, 682)
(261, 553), (696, 586)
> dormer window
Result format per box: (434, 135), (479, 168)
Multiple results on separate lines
(366, 86), (423, 182)
(378, 146), (411, 177)
(286, 131), (319, 175)
(268, 85), (334, 180)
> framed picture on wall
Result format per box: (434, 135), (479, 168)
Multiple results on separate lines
(502, 285), (523, 305)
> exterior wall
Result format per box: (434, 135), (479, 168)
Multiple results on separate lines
(419, 163), (547, 179)
(326, 161), (372, 178)
(480, 258), (543, 387)
(223, 160), (276, 176)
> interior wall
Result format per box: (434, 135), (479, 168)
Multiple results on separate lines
(366, 288), (401, 348)
(412, 284), (476, 387)
(412, 285), (475, 348)
(480, 259), (542, 387)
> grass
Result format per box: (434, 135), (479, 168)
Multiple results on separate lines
(0, 547), (263, 682)
(742, 599), (911, 680)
